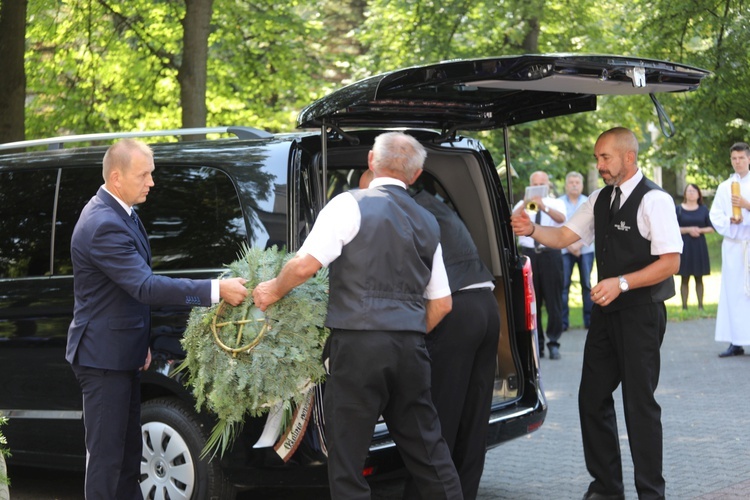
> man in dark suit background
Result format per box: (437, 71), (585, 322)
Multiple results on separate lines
(66, 139), (248, 500)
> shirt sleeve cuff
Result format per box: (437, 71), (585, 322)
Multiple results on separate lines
(211, 279), (220, 304)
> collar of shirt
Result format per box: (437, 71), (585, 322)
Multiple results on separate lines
(613, 169), (643, 207)
(369, 176), (408, 190)
(102, 185), (134, 215)
(563, 193), (587, 215)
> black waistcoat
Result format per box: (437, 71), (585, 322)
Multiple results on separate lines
(413, 191), (494, 292)
(594, 177), (675, 312)
(326, 185), (440, 333)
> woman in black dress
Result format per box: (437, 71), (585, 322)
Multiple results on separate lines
(676, 183), (714, 309)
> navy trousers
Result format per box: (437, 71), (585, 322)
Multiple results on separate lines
(72, 364), (143, 500)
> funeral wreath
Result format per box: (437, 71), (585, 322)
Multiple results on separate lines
(177, 246), (329, 459)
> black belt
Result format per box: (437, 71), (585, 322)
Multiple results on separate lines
(521, 246), (560, 255)
(453, 287), (493, 295)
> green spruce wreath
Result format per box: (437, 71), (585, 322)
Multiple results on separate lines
(177, 245), (329, 459)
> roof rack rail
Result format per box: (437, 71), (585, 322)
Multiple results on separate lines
(0, 126), (273, 151)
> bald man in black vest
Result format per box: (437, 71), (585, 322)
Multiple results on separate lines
(511, 127), (681, 500)
(254, 132), (462, 500)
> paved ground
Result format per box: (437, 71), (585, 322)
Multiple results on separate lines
(8, 318), (750, 499)
(474, 317), (750, 500)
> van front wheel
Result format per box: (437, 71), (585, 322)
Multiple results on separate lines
(140, 397), (235, 500)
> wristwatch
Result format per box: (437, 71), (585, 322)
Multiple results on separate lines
(618, 275), (629, 292)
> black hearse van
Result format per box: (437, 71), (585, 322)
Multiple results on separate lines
(0, 54), (708, 498)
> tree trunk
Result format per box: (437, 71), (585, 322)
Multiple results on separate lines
(522, 16), (540, 53)
(520, 0), (544, 53)
(178, 0), (214, 141)
(0, 0), (28, 145)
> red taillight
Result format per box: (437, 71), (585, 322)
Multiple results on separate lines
(522, 257), (537, 331)
(362, 466), (376, 477)
(527, 420), (544, 433)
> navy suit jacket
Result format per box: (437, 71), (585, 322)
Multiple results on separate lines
(66, 187), (212, 370)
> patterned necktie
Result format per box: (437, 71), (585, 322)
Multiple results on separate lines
(130, 209), (147, 239)
(610, 187), (622, 221)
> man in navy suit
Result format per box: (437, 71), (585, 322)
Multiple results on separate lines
(66, 139), (248, 500)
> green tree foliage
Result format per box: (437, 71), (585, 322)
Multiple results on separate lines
(350, 0), (747, 192)
(26, 1), (182, 136)
(18, 0), (749, 191)
(633, 0), (750, 184)
(353, 0), (633, 187)
(206, 0), (334, 131)
(24, 0), (332, 138)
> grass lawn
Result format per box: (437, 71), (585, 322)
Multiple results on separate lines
(564, 232), (723, 329)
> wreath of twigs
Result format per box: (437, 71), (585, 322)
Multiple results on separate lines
(176, 245), (329, 459)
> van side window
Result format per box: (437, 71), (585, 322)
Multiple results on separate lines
(0, 170), (57, 278)
(293, 149), (323, 249)
(296, 168), (316, 246)
(55, 165), (246, 273)
(55, 167), (103, 275)
(137, 166), (247, 270)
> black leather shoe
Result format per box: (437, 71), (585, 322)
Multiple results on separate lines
(582, 492), (625, 500)
(549, 345), (561, 360)
(719, 344), (744, 357)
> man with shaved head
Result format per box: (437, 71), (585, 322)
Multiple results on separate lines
(67, 139), (248, 499)
(511, 127), (681, 500)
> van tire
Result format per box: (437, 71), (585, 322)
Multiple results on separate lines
(141, 397), (235, 500)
